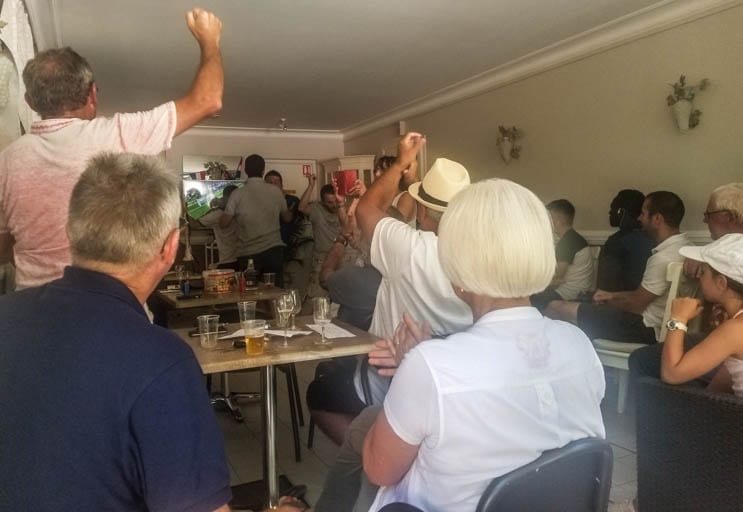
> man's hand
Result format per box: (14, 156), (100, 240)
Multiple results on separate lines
(592, 289), (613, 304)
(186, 8), (222, 50)
(670, 297), (703, 324)
(396, 132), (426, 168)
(683, 258), (703, 278)
(349, 179), (367, 197)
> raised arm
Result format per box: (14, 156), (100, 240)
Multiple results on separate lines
(174, 8), (224, 136)
(357, 133), (425, 244)
(298, 174), (317, 215)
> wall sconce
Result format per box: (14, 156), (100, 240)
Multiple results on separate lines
(496, 125), (522, 164)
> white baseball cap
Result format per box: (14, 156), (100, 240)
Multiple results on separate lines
(679, 233), (743, 283)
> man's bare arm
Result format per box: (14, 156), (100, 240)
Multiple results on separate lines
(356, 133), (425, 244)
(174, 8), (224, 136)
(593, 287), (658, 315)
(298, 175), (316, 216)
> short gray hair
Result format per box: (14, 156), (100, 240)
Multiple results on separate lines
(68, 153), (181, 266)
(438, 179), (555, 298)
(23, 47), (94, 118)
(710, 183), (743, 224)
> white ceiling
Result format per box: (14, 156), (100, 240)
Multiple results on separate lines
(56, 0), (662, 131)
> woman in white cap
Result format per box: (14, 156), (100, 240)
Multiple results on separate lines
(661, 233), (743, 395)
(361, 178), (606, 512)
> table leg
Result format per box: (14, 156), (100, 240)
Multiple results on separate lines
(264, 363), (279, 508)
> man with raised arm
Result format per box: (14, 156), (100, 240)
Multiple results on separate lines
(0, 7), (224, 289)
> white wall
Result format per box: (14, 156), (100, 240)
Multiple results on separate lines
(344, 5), (743, 235)
(167, 127), (343, 172)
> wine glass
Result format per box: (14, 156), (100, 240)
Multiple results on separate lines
(275, 294), (294, 349)
(289, 288), (302, 330)
(313, 296), (332, 346)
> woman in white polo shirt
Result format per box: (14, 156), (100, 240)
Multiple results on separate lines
(362, 178), (606, 512)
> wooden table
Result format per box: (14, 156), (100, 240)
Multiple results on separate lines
(174, 317), (377, 508)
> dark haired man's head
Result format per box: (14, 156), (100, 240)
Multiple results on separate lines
(320, 184), (339, 213)
(264, 170), (283, 189)
(374, 156), (396, 177)
(244, 154), (265, 178)
(609, 189), (645, 229)
(223, 185), (238, 201)
(639, 191), (684, 241)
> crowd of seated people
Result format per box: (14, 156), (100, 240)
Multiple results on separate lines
(2, 6), (742, 511)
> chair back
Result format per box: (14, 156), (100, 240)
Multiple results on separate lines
(658, 261), (699, 341)
(475, 438), (613, 512)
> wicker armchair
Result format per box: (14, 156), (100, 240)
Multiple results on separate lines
(636, 377), (743, 512)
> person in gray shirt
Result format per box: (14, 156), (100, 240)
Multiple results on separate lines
(298, 175), (343, 299)
(220, 154), (292, 286)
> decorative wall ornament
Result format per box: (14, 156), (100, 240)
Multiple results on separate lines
(496, 125), (522, 164)
(666, 75), (709, 132)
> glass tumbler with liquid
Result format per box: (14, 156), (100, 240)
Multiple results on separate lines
(242, 319), (266, 356)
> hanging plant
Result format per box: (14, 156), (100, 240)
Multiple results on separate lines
(666, 75), (709, 131)
(496, 125), (522, 164)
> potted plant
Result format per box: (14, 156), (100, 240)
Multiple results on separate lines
(496, 125), (522, 164)
(203, 160), (228, 180)
(666, 75), (709, 132)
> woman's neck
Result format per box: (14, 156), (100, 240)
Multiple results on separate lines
(721, 296), (743, 319)
(466, 295), (531, 322)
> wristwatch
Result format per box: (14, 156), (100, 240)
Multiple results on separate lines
(666, 319), (688, 333)
(334, 236), (348, 247)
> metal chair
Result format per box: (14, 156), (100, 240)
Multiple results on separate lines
(475, 438), (613, 512)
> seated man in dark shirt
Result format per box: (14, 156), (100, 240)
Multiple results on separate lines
(598, 189), (653, 292)
(0, 153), (232, 511)
(531, 199), (593, 310)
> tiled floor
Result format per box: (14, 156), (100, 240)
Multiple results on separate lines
(215, 363), (638, 509)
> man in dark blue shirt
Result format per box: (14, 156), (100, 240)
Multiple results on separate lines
(0, 153), (232, 511)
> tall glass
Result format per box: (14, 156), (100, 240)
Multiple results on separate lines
(289, 288), (302, 330)
(275, 294), (294, 349)
(313, 296), (332, 347)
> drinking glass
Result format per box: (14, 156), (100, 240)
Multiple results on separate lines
(197, 314), (220, 349)
(313, 296), (332, 346)
(237, 300), (257, 323)
(262, 272), (276, 287)
(243, 319), (266, 356)
(275, 294), (294, 349)
(289, 288), (302, 330)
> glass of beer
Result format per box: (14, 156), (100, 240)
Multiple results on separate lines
(243, 319), (266, 356)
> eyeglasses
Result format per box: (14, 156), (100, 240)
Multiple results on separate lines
(703, 209), (730, 221)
